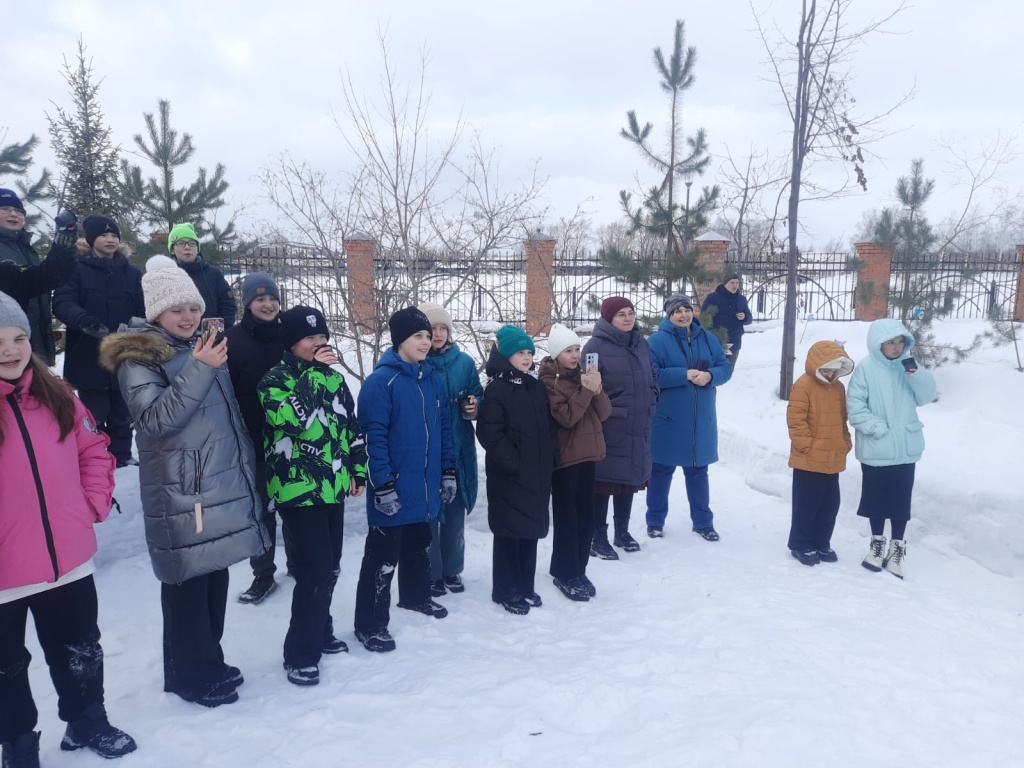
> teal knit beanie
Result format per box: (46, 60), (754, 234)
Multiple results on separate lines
(495, 325), (534, 359)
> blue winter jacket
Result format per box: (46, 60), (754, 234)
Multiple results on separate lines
(701, 284), (753, 350)
(648, 316), (733, 467)
(427, 343), (483, 513)
(358, 348), (457, 527)
(846, 319), (937, 467)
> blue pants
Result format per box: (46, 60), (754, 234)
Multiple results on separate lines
(429, 495), (467, 581)
(646, 462), (713, 529)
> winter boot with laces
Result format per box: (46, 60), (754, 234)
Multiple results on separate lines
(238, 574), (277, 604)
(612, 530), (641, 552)
(553, 577), (591, 602)
(355, 628), (397, 653)
(60, 703), (137, 758)
(2, 731), (40, 768)
(590, 524), (619, 560)
(861, 535), (886, 572)
(397, 598), (448, 619)
(883, 539), (907, 579)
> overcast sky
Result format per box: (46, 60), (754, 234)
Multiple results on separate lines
(5, 0), (1022, 250)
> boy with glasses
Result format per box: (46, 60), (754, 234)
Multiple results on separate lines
(167, 222), (237, 326)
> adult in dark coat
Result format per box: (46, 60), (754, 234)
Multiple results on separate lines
(168, 222), (237, 326)
(225, 272), (290, 604)
(0, 189), (78, 365)
(582, 297), (659, 558)
(700, 274), (753, 367)
(53, 217), (145, 466)
(476, 327), (558, 614)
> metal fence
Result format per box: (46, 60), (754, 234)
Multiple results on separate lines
(890, 251), (1020, 320)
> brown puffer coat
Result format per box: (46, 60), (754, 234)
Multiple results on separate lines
(787, 340), (854, 474)
(538, 357), (612, 469)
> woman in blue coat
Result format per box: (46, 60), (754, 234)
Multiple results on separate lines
(420, 303), (483, 597)
(847, 318), (936, 578)
(646, 293), (732, 540)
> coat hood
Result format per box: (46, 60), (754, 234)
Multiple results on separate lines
(427, 341), (465, 372)
(373, 346), (433, 380)
(484, 343), (536, 380)
(657, 314), (705, 334)
(537, 355), (581, 384)
(804, 340), (854, 382)
(866, 318), (915, 364)
(592, 317), (643, 349)
(99, 322), (183, 372)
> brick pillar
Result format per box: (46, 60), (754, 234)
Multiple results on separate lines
(344, 232), (376, 334)
(854, 240), (892, 321)
(524, 232), (556, 336)
(1014, 245), (1024, 322)
(694, 235), (731, 307)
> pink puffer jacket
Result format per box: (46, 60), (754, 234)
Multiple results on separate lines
(0, 368), (115, 590)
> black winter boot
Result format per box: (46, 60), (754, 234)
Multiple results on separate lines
(60, 703), (137, 758)
(238, 574), (277, 604)
(2, 731), (40, 768)
(613, 514), (641, 552)
(590, 525), (619, 560)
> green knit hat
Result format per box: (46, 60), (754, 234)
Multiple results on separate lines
(167, 222), (201, 252)
(495, 324), (534, 359)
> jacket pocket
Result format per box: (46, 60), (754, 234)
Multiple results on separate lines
(859, 429), (895, 462)
(905, 421), (925, 457)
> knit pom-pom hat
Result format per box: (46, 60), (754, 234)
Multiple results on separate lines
(142, 255), (206, 322)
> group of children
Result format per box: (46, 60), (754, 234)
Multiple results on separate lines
(0, 257), (937, 765)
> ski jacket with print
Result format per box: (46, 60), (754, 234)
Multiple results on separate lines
(0, 369), (115, 591)
(226, 309), (284, 461)
(357, 348), (456, 528)
(258, 352), (367, 509)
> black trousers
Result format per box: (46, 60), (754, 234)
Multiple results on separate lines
(161, 569), (230, 699)
(788, 469), (841, 552)
(550, 461), (596, 580)
(492, 536), (538, 603)
(280, 504), (344, 667)
(0, 575), (104, 741)
(594, 491), (636, 531)
(250, 462), (295, 578)
(353, 522), (431, 634)
(78, 387), (133, 463)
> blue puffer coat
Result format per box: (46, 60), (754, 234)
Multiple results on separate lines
(582, 318), (659, 487)
(846, 319), (937, 467)
(427, 343), (483, 512)
(648, 316), (733, 467)
(700, 284), (752, 350)
(357, 348), (457, 527)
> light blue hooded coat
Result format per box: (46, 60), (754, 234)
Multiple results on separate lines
(846, 319), (937, 467)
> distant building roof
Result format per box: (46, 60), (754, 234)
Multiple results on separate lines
(694, 231), (732, 243)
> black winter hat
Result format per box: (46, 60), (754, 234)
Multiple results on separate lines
(389, 306), (432, 349)
(241, 271), (281, 309)
(280, 305), (330, 350)
(83, 215), (121, 247)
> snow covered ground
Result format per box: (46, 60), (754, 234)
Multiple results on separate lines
(28, 318), (1023, 767)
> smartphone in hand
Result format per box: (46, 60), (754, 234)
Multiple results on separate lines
(584, 352), (599, 372)
(901, 357), (917, 372)
(201, 317), (225, 346)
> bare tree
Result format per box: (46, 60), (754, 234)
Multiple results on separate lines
(753, 0), (911, 398)
(714, 145), (789, 260)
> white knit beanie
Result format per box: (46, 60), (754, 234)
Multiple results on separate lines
(419, 302), (454, 341)
(142, 255), (206, 322)
(547, 323), (581, 360)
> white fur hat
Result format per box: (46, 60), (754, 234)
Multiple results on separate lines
(142, 255), (206, 322)
(547, 323), (581, 360)
(419, 302), (454, 341)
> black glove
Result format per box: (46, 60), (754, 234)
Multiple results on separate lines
(81, 322), (110, 339)
(440, 469), (458, 505)
(373, 482), (401, 517)
(53, 210), (78, 248)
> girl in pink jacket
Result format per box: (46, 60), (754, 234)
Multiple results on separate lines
(0, 292), (135, 765)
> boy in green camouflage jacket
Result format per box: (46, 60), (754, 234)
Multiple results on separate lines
(258, 306), (367, 686)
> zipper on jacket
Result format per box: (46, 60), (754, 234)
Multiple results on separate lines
(419, 379), (430, 517)
(7, 393), (60, 581)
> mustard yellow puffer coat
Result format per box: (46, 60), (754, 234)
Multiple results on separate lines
(787, 340), (854, 474)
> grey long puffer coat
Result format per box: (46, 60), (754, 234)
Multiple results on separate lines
(100, 320), (268, 583)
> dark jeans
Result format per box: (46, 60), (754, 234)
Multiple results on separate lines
(550, 461), (595, 580)
(429, 495), (467, 581)
(161, 569), (230, 699)
(0, 575), (104, 741)
(78, 387), (133, 463)
(492, 536), (538, 603)
(788, 469), (841, 552)
(594, 491), (636, 532)
(250, 462), (295, 578)
(353, 523), (431, 634)
(280, 504), (344, 667)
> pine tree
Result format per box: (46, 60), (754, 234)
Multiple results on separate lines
(46, 38), (122, 218)
(603, 19), (719, 298)
(118, 99), (231, 251)
(0, 134), (53, 230)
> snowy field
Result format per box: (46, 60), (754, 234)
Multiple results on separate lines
(27, 318), (1023, 767)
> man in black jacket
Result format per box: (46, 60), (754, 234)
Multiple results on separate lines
(0, 189), (78, 364)
(168, 222), (237, 326)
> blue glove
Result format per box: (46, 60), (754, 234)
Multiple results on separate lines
(53, 210), (78, 248)
(440, 469), (457, 505)
(81, 321), (110, 339)
(373, 482), (401, 517)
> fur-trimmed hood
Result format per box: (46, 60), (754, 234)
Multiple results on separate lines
(99, 323), (184, 372)
(76, 238), (133, 258)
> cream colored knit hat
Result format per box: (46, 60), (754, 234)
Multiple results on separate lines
(142, 255), (206, 322)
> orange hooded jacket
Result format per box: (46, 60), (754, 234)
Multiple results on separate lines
(787, 340), (854, 474)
